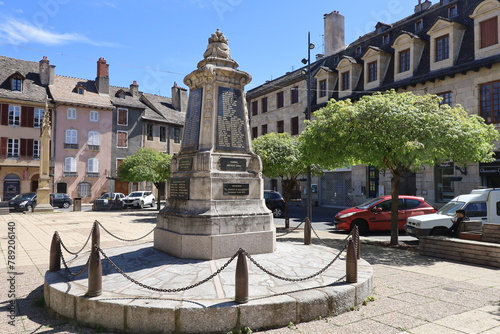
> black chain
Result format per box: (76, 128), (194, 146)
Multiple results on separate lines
(97, 246), (239, 293)
(57, 222), (95, 255)
(276, 220), (305, 237)
(310, 224), (351, 247)
(58, 241), (91, 277)
(96, 220), (155, 242)
(243, 243), (347, 282)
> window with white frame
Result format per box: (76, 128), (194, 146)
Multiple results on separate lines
(11, 78), (22, 91)
(87, 131), (100, 150)
(78, 182), (91, 197)
(8, 106), (20, 126)
(87, 158), (99, 173)
(65, 129), (78, 144)
(33, 140), (40, 158)
(117, 130), (128, 147)
(67, 108), (76, 119)
(33, 109), (44, 128)
(7, 139), (19, 158)
(89, 110), (99, 122)
(64, 157), (77, 172)
(117, 108), (128, 125)
(173, 127), (181, 143)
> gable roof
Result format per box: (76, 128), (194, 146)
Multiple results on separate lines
(141, 93), (185, 126)
(50, 75), (114, 109)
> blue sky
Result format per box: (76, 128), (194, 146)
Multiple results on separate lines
(0, 0), (417, 96)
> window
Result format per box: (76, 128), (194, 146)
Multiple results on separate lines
(67, 108), (76, 119)
(436, 35), (450, 61)
(64, 157), (77, 172)
(276, 91), (284, 109)
(89, 110), (99, 122)
(78, 182), (91, 198)
(355, 46), (362, 56)
(252, 126), (258, 139)
(87, 158), (99, 174)
(341, 72), (350, 90)
(261, 124), (268, 135)
(77, 87), (84, 95)
(415, 19), (423, 32)
(117, 131), (128, 147)
(261, 97), (268, 113)
(173, 127), (181, 143)
(117, 108), (128, 125)
(291, 116), (299, 135)
(291, 87), (299, 104)
(437, 92), (453, 107)
(65, 129), (78, 147)
(7, 139), (19, 158)
(319, 80), (327, 98)
(435, 163), (455, 203)
(8, 106), (20, 126)
(448, 5), (457, 17)
(480, 81), (500, 124)
(277, 120), (284, 133)
(87, 131), (100, 150)
(11, 78), (22, 91)
(146, 124), (154, 141)
(399, 49), (410, 73)
(368, 61), (378, 82)
(33, 109), (44, 128)
(160, 126), (167, 142)
(382, 34), (390, 45)
(481, 17), (498, 49)
(33, 140), (40, 159)
(251, 101), (258, 116)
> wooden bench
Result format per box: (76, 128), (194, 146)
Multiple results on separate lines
(419, 223), (500, 268)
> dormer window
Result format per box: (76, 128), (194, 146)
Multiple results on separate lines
(115, 89), (126, 99)
(471, 0), (500, 60)
(12, 78), (22, 91)
(382, 34), (390, 45)
(74, 84), (85, 95)
(415, 19), (423, 32)
(355, 46), (362, 56)
(449, 5), (458, 17)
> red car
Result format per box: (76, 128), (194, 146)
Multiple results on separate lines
(334, 195), (436, 235)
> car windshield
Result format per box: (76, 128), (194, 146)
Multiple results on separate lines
(128, 192), (142, 197)
(356, 197), (383, 209)
(99, 193), (111, 199)
(437, 201), (465, 216)
(12, 193), (35, 200)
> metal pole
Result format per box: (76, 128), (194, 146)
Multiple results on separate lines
(304, 217), (311, 245)
(87, 222), (102, 297)
(346, 239), (358, 283)
(49, 232), (61, 271)
(235, 250), (248, 304)
(306, 32), (313, 222)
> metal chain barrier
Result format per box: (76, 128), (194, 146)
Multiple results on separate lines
(97, 246), (239, 293)
(276, 220), (305, 237)
(243, 242), (347, 282)
(57, 239), (91, 277)
(96, 220), (155, 242)
(310, 223), (351, 247)
(57, 222), (95, 255)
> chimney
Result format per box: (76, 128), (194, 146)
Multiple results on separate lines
(324, 11), (345, 57)
(171, 82), (188, 112)
(95, 57), (109, 95)
(130, 80), (139, 97)
(39, 56), (55, 86)
(415, 0), (432, 13)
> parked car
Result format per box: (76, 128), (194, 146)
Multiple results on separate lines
(9, 192), (37, 212)
(334, 195), (436, 235)
(92, 192), (125, 211)
(123, 191), (156, 209)
(264, 190), (285, 218)
(50, 193), (73, 208)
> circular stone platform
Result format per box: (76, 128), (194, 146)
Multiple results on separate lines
(44, 241), (373, 333)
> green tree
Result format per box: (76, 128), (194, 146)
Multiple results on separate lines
(301, 90), (499, 245)
(253, 132), (311, 228)
(117, 148), (172, 210)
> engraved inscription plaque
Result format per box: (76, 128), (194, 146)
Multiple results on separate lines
(178, 158), (193, 172)
(181, 88), (203, 152)
(223, 183), (249, 195)
(169, 178), (190, 200)
(220, 158), (246, 171)
(216, 87), (246, 152)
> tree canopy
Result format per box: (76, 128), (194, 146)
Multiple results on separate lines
(301, 90), (499, 244)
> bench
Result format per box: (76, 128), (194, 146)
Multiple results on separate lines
(419, 223), (500, 268)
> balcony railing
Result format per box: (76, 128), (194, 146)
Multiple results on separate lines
(86, 172), (100, 178)
(63, 172), (78, 177)
(64, 143), (78, 149)
(87, 145), (100, 151)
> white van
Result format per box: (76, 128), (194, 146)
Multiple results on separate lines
(405, 188), (500, 238)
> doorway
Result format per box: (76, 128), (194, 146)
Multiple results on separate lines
(3, 174), (21, 201)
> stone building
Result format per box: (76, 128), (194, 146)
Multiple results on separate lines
(247, 0), (500, 208)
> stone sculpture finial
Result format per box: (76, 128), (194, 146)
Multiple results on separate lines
(203, 29), (232, 61)
(208, 28), (228, 44)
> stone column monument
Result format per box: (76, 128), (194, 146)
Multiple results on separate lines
(36, 100), (53, 212)
(155, 30), (275, 260)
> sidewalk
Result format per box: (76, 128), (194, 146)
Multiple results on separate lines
(1, 210), (500, 333)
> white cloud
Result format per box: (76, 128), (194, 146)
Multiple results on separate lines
(0, 17), (118, 47)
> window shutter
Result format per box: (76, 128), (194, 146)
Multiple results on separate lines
(481, 17), (498, 48)
(0, 104), (8, 125)
(27, 139), (34, 158)
(0, 137), (7, 157)
(20, 138), (27, 157)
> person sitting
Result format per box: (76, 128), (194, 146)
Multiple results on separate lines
(446, 209), (468, 237)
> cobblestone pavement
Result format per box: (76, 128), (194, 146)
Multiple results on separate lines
(1, 209), (500, 333)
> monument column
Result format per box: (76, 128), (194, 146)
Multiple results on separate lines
(155, 30), (275, 260)
(36, 100), (53, 212)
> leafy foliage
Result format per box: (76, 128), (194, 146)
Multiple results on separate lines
(117, 148), (172, 189)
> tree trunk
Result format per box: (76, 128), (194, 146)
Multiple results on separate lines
(281, 179), (295, 229)
(390, 172), (401, 246)
(154, 182), (161, 211)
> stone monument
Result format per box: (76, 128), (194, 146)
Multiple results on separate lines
(155, 30), (275, 260)
(36, 100), (53, 212)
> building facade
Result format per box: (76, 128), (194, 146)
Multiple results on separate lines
(247, 0), (500, 208)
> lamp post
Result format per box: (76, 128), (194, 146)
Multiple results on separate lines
(301, 32), (315, 221)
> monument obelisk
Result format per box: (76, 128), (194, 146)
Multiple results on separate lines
(155, 30), (275, 260)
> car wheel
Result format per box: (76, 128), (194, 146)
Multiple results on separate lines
(151, 199), (155, 208)
(139, 201), (144, 209)
(272, 207), (283, 218)
(351, 219), (369, 235)
(26, 204), (33, 213)
(430, 226), (448, 236)
(62, 202), (70, 209)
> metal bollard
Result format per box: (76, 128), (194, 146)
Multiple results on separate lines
(49, 232), (61, 271)
(350, 225), (360, 259)
(346, 239), (358, 283)
(304, 217), (311, 245)
(235, 250), (248, 304)
(87, 223), (102, 297)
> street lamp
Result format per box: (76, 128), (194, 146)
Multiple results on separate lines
(302, 32), (314, 221)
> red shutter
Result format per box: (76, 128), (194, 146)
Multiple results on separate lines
(0, 137), (7, 157)
(20, 138), (27, 157)
(21, 106), (34, 128)
(26, 139), (34, 158)
(0, 104), (8, 125)
(481, 17), (498, 48)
